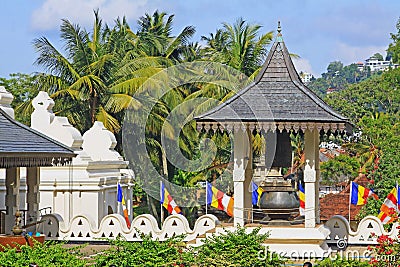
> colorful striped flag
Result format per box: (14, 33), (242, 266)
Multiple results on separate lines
(160, 182), (182, 215)
(378, 185), (400, 224)
(298, 183), (305, 216)
(252, 181), (264, 206)
(117, 183), (131, 228)
(206, 182), (234, 216)
(350, 181), (378, 205)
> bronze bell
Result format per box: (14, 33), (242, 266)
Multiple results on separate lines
(258, 130), (301, 224)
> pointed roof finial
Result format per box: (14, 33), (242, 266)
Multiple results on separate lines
(276, 21), (283, 42)
(277, 21), (282, 36)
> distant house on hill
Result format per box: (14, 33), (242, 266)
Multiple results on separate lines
(364, 56), (399, 72)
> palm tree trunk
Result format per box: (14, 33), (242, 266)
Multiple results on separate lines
(90, 96), (98, 125)
(162, 147), (168, 178)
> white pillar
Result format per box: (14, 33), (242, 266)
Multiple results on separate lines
(233, 126), (252, 226)
(304, 127), (320, 228)
(5, 167), (20, 234)
(26, 167), (40, 224)
(127, 185), (132, 220)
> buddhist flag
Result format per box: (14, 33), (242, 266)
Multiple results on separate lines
(160, 182), (181, 215)
(299, 183), (305, 216)
(350, 181), (378, 206)
(252, 181), (264, 206)
(206, 182), (234, 216)
(117, 183), (131, 228)
(378, 185), (400, 224)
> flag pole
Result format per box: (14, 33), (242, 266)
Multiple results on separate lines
(397, 181), (399, 213)
(160, 180), (164, 226)
(117, 182), (121, 215)
(205, 182), (208, 215)
(348, 181), (351, 223)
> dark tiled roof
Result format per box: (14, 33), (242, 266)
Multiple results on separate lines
(0, 108), (75, 168)
(195, 33), (349, 124)
(320, 174), (371, 221)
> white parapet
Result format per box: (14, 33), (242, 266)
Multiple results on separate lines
(36, 213), (220, 243)
(325, 215), (398, 246)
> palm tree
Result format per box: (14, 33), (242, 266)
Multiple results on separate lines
(201, 18), (273, 77)
(136, 10), (196, 62)
(33, 10), (168, 134)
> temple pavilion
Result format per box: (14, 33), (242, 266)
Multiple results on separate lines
(195, 23), (351, 228)
(0, 88), (75, 234)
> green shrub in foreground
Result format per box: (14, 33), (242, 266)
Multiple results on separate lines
(0, 240), (87, 267)
(194, 226), (285, 267)
(317, 255), (371, 267)
(93, 234), (194, 267)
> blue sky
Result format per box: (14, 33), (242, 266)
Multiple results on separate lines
(0, 0), (399, 78)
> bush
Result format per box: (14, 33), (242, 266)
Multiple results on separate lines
(93, 234), (194, 267)
(93, 227), (284, 267)
(194, 226), (284, 267)
(368, 230), (400, 267)
(318, 255), (371, 267)
(0, 239), (87, 267)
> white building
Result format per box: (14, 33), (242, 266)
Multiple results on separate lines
(0, 90), (134, 231)
(299, 71), (313, 83)
(364, 56), (398, 72)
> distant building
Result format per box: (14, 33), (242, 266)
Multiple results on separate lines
(355, 62), (364, 72)
(326, 87), (337, 94)
(299, 71), (313, 83)
(364, 56), (399, 72)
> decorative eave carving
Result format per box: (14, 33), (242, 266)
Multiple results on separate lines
(196, 121), (347, 134)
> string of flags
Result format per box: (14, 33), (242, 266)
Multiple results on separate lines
(157, 181), (307, 218)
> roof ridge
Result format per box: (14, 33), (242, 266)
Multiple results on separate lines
(258, 38), (347, 121)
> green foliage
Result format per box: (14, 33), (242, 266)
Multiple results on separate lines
(194, 227), (284, 266)
(325, 68), (400, 124)
(326, 65), (400, 218)
(388, 17), (400, 63)
(373, 53), (384, 61)
(318, 255), (371, 266)
(308, 61), (370, 96)
(0, 240), (87, 267)
(320, 154), (360, 185)
(94, 235), (194, 267)
(0, 73), (39, 125)
(201, 18), (273, 77)
(93, 228), (284, 266)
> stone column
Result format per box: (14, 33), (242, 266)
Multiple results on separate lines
(303, 127), (320, 228)
(26, 167), (40, 224)
(233, 126), (252, 226)
(5, 167), (20, 234)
